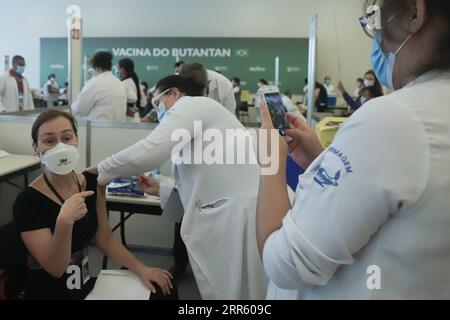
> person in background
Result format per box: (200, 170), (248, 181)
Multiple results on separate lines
(282, 91), (307, 123)
(174, 61), (185, 75)
(118, 58), (147, 123)
(254, 79), (269, 124)
(282, 91), (296, 113)
(140, 81), (152, 118)
(0, 55), (34, 113)
(58, 82), (69, 106)
(93, 75), (268, 300)
(323, 76), (336, 95)
(302, 79), (328, 112)
(346, 85), (380, 115)
(71, 52), (127, 122)
(353, 77), (365, 98)
(13, 110), (174, 300)
(141, 81), (149, 97)
(256, 0), (450, 300)
(43, 74), (60, 107)
(314, 80), (329, 112)
(302, 78), (309, 95)
(337, 70), (384, 113)
(231, 77), (242, 117)
(179, 62), (236, 115)
(362, 70), (384, 96)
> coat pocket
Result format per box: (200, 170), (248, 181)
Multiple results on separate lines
(196, 198), (230, 215)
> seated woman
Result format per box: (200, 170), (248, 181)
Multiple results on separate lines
(337, 70), (384, 114)
(13, 110), (174, 300)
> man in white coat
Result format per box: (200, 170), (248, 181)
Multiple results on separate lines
(179, 62), (237, 115)
(93, 75), (268, 300)
(0, 55), (34, 113)
(71, 51), (127, 121)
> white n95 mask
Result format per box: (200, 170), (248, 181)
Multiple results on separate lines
(41, 143), (80, 175)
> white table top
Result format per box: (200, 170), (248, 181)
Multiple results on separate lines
(106, 194), (161, 206)
(0, 154), (41, 178)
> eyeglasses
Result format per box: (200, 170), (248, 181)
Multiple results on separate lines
(151, 88), (171, 111)
(359, 1), (411, 39)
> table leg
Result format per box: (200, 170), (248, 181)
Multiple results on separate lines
(120, 210), (127, 247)
(102, 255), (108, 270)
(102, 209), (111, 269)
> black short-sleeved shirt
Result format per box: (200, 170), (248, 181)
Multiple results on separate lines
(315, 82), (329, 112)
(13, 172), (99, 300)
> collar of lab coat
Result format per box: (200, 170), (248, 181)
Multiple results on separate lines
(96, 71), (113, 78)
(9, 69), (23, 80)
(405, 69), (443, 89)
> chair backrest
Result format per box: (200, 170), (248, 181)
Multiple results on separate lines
(0, 222), (28, 300)
(240, 90), (250, 104)
(240, 101), (249, 112)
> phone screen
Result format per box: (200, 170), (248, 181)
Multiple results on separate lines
(264, 92), (289, 135)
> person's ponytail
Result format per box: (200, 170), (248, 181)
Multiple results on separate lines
(119, 59), (142, 108)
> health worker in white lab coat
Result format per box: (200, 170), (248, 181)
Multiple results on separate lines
(94, 75), (268, 300)
(71, 51), (127, 121)
(179, 62), (237, 115)
(43, 74), (60, 107)
(0, 55), (34, 113)
(118, 58), (147, 123)
(256, 0), (450, 300)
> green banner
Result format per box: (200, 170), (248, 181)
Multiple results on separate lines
(40, 37), (308, 93)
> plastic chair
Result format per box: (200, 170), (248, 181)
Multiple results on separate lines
(238, 101), (250, 125)
(0, 222), (28, 300)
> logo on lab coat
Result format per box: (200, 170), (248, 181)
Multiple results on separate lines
(313, 147), (353, 189)
(314, 167), (341, 188)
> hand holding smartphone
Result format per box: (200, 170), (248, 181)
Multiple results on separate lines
(259, 86), (290, 136)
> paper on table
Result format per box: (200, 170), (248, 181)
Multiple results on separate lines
(85, 270), (150, 300)
(0, 150), (11, 159)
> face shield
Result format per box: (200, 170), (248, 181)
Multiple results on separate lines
(359, 0), (384, 39)
(360, 0), (414, 39)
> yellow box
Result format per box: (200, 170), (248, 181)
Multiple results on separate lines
(240, 90), (250, 104)
(315, 117), (348, 148)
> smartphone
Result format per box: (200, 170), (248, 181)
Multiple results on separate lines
(260, 86), (290, 136)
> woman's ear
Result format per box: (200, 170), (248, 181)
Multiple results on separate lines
(173, 87), (183, 99)
(32, 143), (40, 157)
(409, 0), (426, 34)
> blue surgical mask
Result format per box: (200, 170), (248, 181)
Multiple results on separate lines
(371, 31), (413, 89)
(157, 101), (167, 122)
(15, 66), (25, 75)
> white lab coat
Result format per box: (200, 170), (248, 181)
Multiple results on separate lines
(324, 83), (335, 95)
(97, 96), (268, 300)
(207, 70), (236, 115)
(282, 95), (296, 113)
(264, 70), (450, 299)
(122, 78), (147, 122)
(43, 79), (60, 106)
(0, 72), (34, 112)
(71, 71), (127, 122)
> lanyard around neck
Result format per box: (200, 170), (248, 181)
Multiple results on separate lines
(43, 172), (91, 249)
(43, 171), (81, 204)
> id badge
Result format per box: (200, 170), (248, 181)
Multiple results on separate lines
(81, 251), (91, 285)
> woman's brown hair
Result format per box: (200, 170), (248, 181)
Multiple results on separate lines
(31, 110), (78, 145)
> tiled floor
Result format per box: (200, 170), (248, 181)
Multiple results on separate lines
(88, 245), (202, 300)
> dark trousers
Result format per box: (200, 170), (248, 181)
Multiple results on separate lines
(172, 222), (189, 277)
